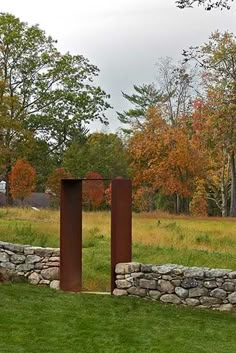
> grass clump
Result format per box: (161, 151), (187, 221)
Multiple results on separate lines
(12, 223), (48, 247)
(195, 233), (211, 244)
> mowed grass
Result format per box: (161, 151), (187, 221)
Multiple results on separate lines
(1, 208), (236, 291)
(0, 283), (236, 353)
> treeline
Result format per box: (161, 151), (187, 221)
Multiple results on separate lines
(1, 14), (236, 216)
(120, 31), (236, 217)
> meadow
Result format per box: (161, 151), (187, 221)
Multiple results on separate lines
(1, 207), (236, 291)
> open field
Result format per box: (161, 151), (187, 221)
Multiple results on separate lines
(0, 283), (236, 353)
(1, 208), (236, 291)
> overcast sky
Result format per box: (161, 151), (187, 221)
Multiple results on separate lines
(1, 0), (236, 131)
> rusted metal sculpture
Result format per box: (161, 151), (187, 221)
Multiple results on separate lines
(60, 178), (132, 293)
(60, 179), (82, 292)
(111, 179), (132, 292)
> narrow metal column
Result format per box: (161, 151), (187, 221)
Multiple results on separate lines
(111, 179), (132, 293)
(60, 179), (82, 292)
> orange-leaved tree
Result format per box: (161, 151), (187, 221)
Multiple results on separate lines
(83, 172), (104, 210)
(191, 97), (231, 217)
(104, 176), (124, 207)
(46, 167), (72, 205)
(9, 159), (36, 203)
(132, 186), (156, 212)
(128, 108), (208, 213)
(190, 179), (208, 216)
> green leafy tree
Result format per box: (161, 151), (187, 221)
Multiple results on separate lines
(25, 139), (57, 192)
(119, 58), (196, 131)
(117, 84), (163, 129)
(63, 132), (129, 179)
(0, 13), (110, 203)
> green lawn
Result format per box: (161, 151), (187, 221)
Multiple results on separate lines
(0, 283), (235, 353)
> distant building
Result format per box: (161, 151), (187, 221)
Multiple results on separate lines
(0, 190), (50, 208)
(0, 181), (6, 194)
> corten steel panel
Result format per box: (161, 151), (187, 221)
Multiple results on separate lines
(111, 179), (132, 293)
(60, 179), (82, 292)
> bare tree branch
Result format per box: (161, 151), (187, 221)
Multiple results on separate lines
(176, 0), (234, 10)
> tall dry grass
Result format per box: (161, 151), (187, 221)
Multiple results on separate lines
(1, 207), (236, 254)
(1, 207), (236, 290)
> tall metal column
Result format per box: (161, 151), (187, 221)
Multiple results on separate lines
(111, 179), (132, 293)
(60, 179), (82, 292)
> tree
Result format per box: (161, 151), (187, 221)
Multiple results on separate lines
(156, 57), (197, 125)
(21, 138), (58, 192)
(119, 58), (196, 130)
(83, 172), (104, 210)
(190, 179), (208, 216)
(0, 87), (34, 202)
(121, 59), (198, 211)
(133, 186), (156, 212)
(8, 159), (36, 203)
(184, 31), (236, 216)
(104, 176), (124, 207)
(106, 181), (157, 212)
(128, 108), (208, 213)
(192, 97), (231, 216)
(0, 13), (110, 202)
(63, 132), (129, 179)
(46, 167), (72, 206)
(117, 84), (164, 129)
(176, 0), (234, 10)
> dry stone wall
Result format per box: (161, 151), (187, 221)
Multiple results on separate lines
(2, 239), (236, 312)
(114, 262), (236, 312)
(0, 241), (60, 289)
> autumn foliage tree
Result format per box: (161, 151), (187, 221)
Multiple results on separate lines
(184, 31), (236, 216)
(190, 179), (208, 216)
(46, 167), (72, 205)
(104, 183), (112, 206)
(191, 98), (231, 216)
(128, 108), (208, 213)
(132, 186), (156, 212)
(9, 159), (36, 203)
(104, 176), (124, 207)
(83, 172), (105, 210)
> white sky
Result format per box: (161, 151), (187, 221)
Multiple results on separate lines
(0, 0), (236, 131)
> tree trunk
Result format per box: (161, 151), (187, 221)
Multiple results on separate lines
(184, 198), (190, 214)
(5, 163), (13, 206)
(6, 181), (13, 205)
(176, 194), (181, 214)
(221, 151), (228, 217)
(221, 182), (228, 217)
(230, 152), (236, 217)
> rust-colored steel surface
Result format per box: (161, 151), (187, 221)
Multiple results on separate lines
(60, 179), (82, 292)
(111, 179), (132, 293)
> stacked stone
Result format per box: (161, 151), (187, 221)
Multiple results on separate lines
(0, 241), (60, 289)
(114, 262), (236, 312)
